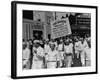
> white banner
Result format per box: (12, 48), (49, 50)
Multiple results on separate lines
(51, 18), (71, 39)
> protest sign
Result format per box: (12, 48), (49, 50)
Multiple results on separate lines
(51, 18), (71, 39)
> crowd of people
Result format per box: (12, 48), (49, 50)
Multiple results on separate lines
(22, 34), (91, 69)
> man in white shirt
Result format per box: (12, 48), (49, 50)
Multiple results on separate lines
(45, 41), (58, 68)
(80, 38), (89, 66)
(84, 38), (91, 66)
(22, 43), (30, 69)
(58, 39), (64, 67)
(32, 40), (44, 69)
(64, 40), (73, 67)
(85, 42), (91, 66)
(74, 38), (82, 59)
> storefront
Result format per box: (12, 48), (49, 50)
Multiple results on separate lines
(23, 19), (47, 40)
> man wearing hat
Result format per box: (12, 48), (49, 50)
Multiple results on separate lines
(32, 40), (44, 69)
(45, 41), (59, 68)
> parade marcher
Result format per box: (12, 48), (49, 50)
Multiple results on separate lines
(74, 38), (82, 59)
(78, 37), (86, 66)
(22, 34), (91, 69)
(32, 40), (44, 69)
(44, 39), (51, 68)
(22, 43), (31, 69)
(57, 39), (64, 67)
(80, 37), (89, 66)
(64, 39), (73, 67)
(45, 41), (58, 68)
(84, 39), (91, 66)
(28, 39), (33, 69)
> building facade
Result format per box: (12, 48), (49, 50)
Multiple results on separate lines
(23, 11), (91, 40)
(23, 11), (54, 40)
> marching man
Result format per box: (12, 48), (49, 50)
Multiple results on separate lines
(57, 39), (64, 67)
(74, 37), (82, 59)
(44, 39), (51, 68)
(32, 40), (44, 69)
(84, 39), (91, 66)
(77, 37), (89, 66)
(64, 39), (73, 67)
(22, 43), (31, 69)
(79, 38), (86, 66)
(80, 37), (90, 66)
(45, 41), (59, 69)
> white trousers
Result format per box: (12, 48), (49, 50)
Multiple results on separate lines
(47, 62), (57, 69)
(32, 60), (43, 69)
(80, 50), (85, 66)
(64, 55), (72, 67)
(58, 51), (64, 67)
(86, 60), (91, 66)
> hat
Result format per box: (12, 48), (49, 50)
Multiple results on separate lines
(49, 41), (55, 45)
(34, 40), (40, 44)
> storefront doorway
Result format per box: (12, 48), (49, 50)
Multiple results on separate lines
(33, 30), (43, 40)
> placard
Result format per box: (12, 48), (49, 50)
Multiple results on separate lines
(51, 18), (71, 39)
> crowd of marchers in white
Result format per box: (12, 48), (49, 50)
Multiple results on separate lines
(22, 34), (91, 69)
